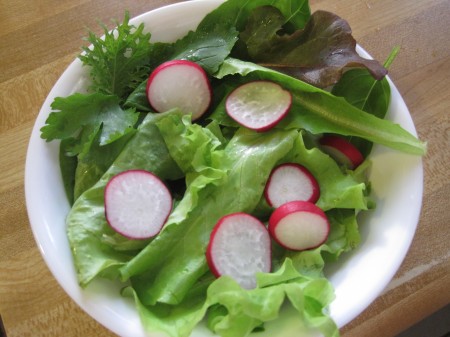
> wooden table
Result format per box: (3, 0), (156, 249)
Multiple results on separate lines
(0, 0), (449, 336)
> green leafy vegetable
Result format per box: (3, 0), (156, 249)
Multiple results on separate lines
(79, 11), (152, 100)
(67, 112), (183, 287)
(213, 57), (426, 155)
(73, 129), (135, 201)
(40, 93), (138, 154)
(40, 2), (427, 337)
(40, 93), (139, 201)
(201, 0), (311, 32)
(127, 259), (338, 337)
(121, 122), (299, 305)
(238, 7), (387, 88)
(124, 9), (240, 112)
(331, 46), (400, 156)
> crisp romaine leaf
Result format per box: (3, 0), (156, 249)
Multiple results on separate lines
(239, 7), (387, 88)
(214, 58), (426, 155)
(79, 11), (152, 100)
(331, 46), (400, 156)
(67, 112), (183, 287)
(40, 93), (138, 154)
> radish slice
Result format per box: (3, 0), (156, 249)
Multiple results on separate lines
(264, 163), (320, 208)
(104, 170), (172, 239)
(319, 135), (364, 169)
(146, 60), (212, 120)
(225, 81), (292, 131)
(206, 213), (271, 289)
(268, 201), (329, 251)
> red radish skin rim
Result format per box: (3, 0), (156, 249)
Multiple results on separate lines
(264, 163), (320, 207)
(146, 60), (212, 120)
(268, 201), (330, 251)
(104, 170), (172, 240)
(206, 212), (272, 289)
(225, 80), (292, 131)
(320, 135), (364, 169)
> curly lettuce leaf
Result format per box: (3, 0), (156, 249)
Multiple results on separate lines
(126, 258), (338, 337)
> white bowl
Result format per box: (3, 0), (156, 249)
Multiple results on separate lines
(25, 1), (423, 336)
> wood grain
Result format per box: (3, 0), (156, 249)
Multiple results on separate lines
(0, 1), (449, 336)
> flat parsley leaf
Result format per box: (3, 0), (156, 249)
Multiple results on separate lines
(40, 93), (138, 155)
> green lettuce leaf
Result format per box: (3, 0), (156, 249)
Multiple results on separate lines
(322, 208), (361, 261)
(67, 112), (183, 287)
(202, 0), (311, 32)
(126, 258), (338, 337)
(213, 58), (426, 155)
(73, 129), (135, 201)
(285, 132), (369, 211)
(120, 124), (299, 305)
(331, 46), (400, 156)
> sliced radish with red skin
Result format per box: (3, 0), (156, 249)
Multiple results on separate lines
(268, 201), (329, 251)
(264, 163), (320, 208)
(206, 212), (271, 289)
(319, 135), (364, 169)
(146, 60), (212, 120)
(225, 80), (292, 131)
(104, 170), (172, 239)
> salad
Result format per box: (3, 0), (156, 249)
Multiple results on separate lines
(39, 1), (426, 337)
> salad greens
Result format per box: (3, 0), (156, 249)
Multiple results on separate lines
(331, 46), (400, 157)
(238, 7), (387, 88)
(78, 12), (153, 101)
(39, 1), (426, 337)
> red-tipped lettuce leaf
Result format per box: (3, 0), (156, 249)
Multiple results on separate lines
(239, 7), (387, 88)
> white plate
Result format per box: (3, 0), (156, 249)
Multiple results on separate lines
(25, 1), (423, 336)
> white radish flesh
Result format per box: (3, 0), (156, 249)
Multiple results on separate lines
(146, 60), (212, 120)
(319, 135), (364, 169)
(268, 201), (329, 251)
(206, 213), (271, 289)
(264, 163), (320, 208)
(104, 170), (172, 239)
(225, 80), (292, 131)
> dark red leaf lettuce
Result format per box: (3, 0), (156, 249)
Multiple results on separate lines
(238, 6), (387, 88)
